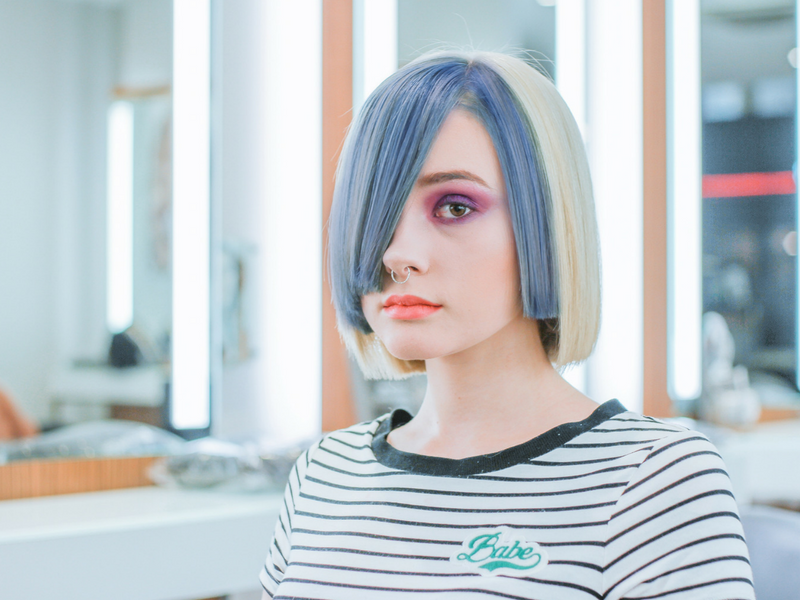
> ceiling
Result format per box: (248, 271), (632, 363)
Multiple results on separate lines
(50, 0), (795, 86)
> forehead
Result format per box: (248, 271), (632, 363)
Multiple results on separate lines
(417, 108), (504, 193)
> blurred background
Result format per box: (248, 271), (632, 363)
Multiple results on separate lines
(0, 1), (799, 599)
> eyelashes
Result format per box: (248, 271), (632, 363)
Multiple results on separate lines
(432, 194), (478, 222)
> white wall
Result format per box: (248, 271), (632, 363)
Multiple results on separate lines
(215, 0), (271, 438)
(0, 1), (59, 421)
(0, 0), (118, 421)
(215, 0), (323, 443)
(118, 0), (172, 88)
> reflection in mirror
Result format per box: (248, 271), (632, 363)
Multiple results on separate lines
(348, 0), (556, 421)
(672, 0), (800, 422)
(108, 91), (172, 351)
(0, 0), (174, 449)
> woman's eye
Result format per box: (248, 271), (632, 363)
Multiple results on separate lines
(435, 201), (474, 220)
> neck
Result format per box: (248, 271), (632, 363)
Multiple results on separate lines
(389, 316), (596, 459)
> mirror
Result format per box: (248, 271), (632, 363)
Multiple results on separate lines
(0, 0), (175, 442)
(701, 0), (796, 377)
(670, 0), (800, 419)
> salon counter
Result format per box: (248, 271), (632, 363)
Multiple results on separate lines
(0, 486), (282, 600)
(709, 417), (800, 507)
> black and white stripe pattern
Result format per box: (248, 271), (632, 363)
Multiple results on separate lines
(260, 400), (754, 599)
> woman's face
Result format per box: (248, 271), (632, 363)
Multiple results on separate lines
(361, 108), (524, 362)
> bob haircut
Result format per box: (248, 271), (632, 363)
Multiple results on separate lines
(328, 50), (600, 380)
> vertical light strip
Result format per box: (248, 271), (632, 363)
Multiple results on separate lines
(352, 0), (397, 114)
(796, 0), (800, 390)
(106, 101), (134, 334)
(208, 0), (224, 435)
(261, 0), (323, 443)
(172, 0), (211, 430)
(585, 0), (643, 412)
(667, 0), (702, 401)
(555, 0), (586, 138)
(555, 0), (588, 393)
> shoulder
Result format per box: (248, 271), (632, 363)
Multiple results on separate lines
(598, 409), (734, 508)
(582, 406), (729, 488)
(597, 406), (695, 438)
(600, 412), (752, 598)
(594, 406), (718, 456)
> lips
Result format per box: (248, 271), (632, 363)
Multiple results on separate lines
(384, 295), (440, 307)
(383, 295), (442, 320)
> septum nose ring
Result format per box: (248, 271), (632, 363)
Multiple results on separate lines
(391, 267), (411, 284)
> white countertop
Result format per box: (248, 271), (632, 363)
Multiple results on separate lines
(0, 486), (283, 600)
(698, 418), (800, 506)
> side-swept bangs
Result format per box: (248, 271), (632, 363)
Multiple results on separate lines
(328, 50), (600, 379)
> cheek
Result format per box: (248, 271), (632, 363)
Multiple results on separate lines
(469, 225), (520, 311)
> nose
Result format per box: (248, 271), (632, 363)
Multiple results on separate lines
(382, 208), (429, 281)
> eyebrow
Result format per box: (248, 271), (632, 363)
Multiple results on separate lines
(416, 170), (490, 189)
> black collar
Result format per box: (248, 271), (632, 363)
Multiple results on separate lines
(372, 399), (628, 477)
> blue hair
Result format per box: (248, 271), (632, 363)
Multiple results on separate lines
(328, 54), (557, 335)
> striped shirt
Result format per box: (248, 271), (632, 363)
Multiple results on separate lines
(260, 399), (755, 599)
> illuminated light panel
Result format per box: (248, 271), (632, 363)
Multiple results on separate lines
(260, 0), (323, 443)
(171, 0), (211, 430)
(107, 101), (134, 334)
(796, 0), (800, 391)
(353, 0), (397, 113)
(667, 0), (702, 401)
(555, 0), (586, 139)
(555, 0), (587, 393)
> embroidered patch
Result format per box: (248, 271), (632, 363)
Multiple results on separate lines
(450, 527), (549, 577)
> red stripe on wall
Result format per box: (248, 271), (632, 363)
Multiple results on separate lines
(702, 171), (796, 198)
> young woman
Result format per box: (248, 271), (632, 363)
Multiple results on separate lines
(260, 50), (754, 599)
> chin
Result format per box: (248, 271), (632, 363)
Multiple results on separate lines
(380, 334), (444, 362)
